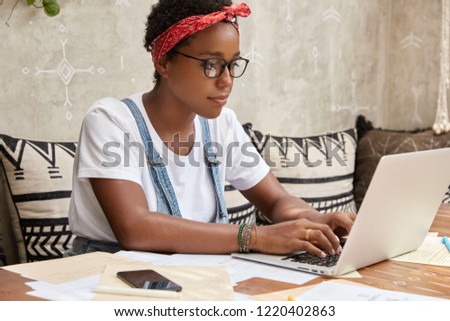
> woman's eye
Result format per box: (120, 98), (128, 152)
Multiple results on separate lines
(205, 62), (218, 71)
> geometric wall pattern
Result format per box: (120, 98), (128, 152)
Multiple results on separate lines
(0, 0), (444, 141)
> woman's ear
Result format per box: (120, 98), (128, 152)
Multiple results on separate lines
(154, 55), (170, 79)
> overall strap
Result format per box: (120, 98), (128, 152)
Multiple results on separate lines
(122, 97), (228, 223)
(199, 117), (229, 224)
(121, 98), (181, 217)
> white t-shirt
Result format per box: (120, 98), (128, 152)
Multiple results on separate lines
(68, 93), (270, 242)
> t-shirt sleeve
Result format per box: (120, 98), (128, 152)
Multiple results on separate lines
(223, 110), (270, 191)
(76, 99), (144, 185)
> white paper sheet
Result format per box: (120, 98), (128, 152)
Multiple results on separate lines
(26, 275), (100, 301)
(391, 236), (450, 267)
(295, 281), (447, 301)
(116, 251), (317, 286)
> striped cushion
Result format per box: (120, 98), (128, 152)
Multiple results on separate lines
(0, 133), (257, 263)
(444, 188), (450, 204)
(244, 124), (357, 221)
(0, 134), (76, 263)
(225, 183), (256, 225)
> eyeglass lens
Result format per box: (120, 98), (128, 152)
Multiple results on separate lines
(204, 59), (247, 78)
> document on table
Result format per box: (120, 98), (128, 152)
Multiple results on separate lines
(116, 251), (318, 286)
(25, 275), (100, 301)
(294, 281), (447, 301)
(391, 236), (450, 267)
(12, 252), (235, 301)
(95, 263), (235, 301)
(252, 279), (369, 301)
(3, 252), (139, 284)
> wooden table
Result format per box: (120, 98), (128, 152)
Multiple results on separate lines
(1, 204), (450, 301)
(0, 269), (45, 301)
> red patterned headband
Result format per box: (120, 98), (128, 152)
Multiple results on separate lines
(149, 2), (251, 62)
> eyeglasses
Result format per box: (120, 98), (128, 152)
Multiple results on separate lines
(173, 50), (249, 78)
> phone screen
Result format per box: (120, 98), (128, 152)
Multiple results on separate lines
(117, 269), (182, 292)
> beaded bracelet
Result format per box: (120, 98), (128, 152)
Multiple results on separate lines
(252, 225), (258, 252)
(244, 224), (254, 253)
(238, 223), (258, 253)
(238, 223), (255, 253)
(238, 223), (247, 253)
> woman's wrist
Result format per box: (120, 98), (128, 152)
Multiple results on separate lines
(269, 195), (321, 223)
(237, 223), (259, 253)
(250, 225), (258, 252)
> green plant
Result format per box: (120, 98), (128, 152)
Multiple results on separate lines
(2, 0), (60, 26)
(27, 0), (60, 16)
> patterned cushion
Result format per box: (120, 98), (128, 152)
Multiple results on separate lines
(444, 189), (450, 204)
(354, 116), (450, 209)
(243, 124), (358, 223)
(0, 134), (76, 263)
(0, 133), (257, 262)
(225, 183), (256, 225)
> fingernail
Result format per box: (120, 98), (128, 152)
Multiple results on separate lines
(330, 249), (335, 256)
(337, 245), (343, 253)
(320, 251), (326, 258)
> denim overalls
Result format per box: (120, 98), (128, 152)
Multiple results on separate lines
(65, 98), (229, 256)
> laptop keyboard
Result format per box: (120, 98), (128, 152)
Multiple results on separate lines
(282, 252), (340, 267)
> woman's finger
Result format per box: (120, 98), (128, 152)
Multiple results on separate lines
(293, 223), (337, 256)
(296, 239), (326, 258)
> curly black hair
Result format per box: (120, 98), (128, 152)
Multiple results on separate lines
(144, 0), (233, 83)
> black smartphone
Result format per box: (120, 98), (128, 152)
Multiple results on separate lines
(117, 269), (182, 292)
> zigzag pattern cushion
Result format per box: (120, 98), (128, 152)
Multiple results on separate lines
(443, 189), (450, 204)
(225, 183), (256, 225)
(0, 133), (255, 264)
(243, 124), (358, 222)
(444, 189), (450, 204)
(0, 134), (76, 263)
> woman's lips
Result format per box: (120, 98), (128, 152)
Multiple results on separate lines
(208, 95), (229, 106)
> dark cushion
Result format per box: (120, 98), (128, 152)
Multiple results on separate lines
(354, 116), (450, 209)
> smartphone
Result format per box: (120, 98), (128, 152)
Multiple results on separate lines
(117, 269), (182, 292)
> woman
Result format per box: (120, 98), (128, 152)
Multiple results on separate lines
(66, 0), (355, 258)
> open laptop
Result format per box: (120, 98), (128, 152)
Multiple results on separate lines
(232, 148), (450, 276)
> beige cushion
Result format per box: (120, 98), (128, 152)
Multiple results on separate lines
(0, 134), (76, 263)
(225, 182), (256, 225)
(243, 124), (357, 223)
(0, 133), (258, 263)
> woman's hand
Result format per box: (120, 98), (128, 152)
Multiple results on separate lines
(256, 218), (343, 257)
(311, 212), (356, 238)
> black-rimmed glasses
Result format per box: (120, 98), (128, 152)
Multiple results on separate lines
(173, 50), (249, 78)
